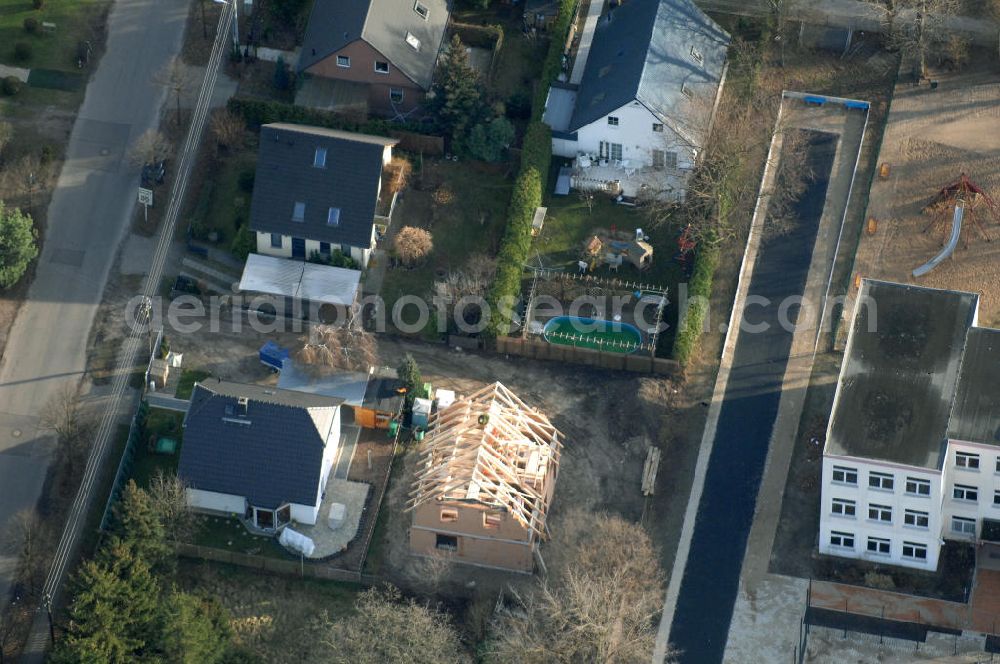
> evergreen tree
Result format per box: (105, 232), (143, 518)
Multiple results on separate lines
(0, 203), (38, 289)
(430, 35), (482, 142)
(160, 591), (232, 664)
(111, 480), (171, 570)
(52, 542), (161, 664)
(396, 353), (422, 409)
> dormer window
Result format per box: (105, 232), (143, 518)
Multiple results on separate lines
(313, 147), (327, 168)
(690, 45), (703, 64)
(292, 201), (305, 222)
(327, 207), (341, 226)
(406, 32), (421, 51)
(413, 0), (429, 19)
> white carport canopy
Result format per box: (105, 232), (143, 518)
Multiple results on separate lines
(238, 254), (361, 306)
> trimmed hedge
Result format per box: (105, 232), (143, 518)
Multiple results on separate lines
(520, 121), (551, 178)
(486, 167), (543, 337)
(226, 98), (431, 136)
(532, 0), (579, 119)
(671, 244), (719, 368)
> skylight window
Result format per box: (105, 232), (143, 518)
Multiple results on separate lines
(406, 32), (421, 51)
(292, 201), (305, 222)
(413, 0), (429, 19)
(690, 45), (703, 64)
(327, 207), (341, 226)
(313, 147), (327, 168)
(681, 82), (693, 100)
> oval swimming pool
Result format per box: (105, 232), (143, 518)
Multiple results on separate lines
(542, 316), (642, 354)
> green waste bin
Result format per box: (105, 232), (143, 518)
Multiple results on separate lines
(387, 420), (399, 438)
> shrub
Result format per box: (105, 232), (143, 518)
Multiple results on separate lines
(237, 168), (255, 193)
(40, 144), (54, 164)
(273, 56), (291, 91)
(533, 0), (579, 117)
(32, 0), (44, 9)
(13, 42), (32, 63)
(230, 224), (255, 261)
(1, 76), (22, 96)
(671, 243), (719, 367)
(0, 204), (39, 288)
(393, 226), (433, 266)
(520, 121), (552, 176)
(227, 97), (431, 136)
(506, 91), (532, 120)
(23, 17), (39, 35)
(465, 117), (514, 162)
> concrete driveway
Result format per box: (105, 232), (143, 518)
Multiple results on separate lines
(0, 0), (189, 604)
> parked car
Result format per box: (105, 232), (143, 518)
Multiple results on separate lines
(141, 160), (166, 186)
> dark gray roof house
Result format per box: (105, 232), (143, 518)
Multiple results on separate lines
(249, 124), (398, 250)
(566, 0), (729, 134)
(948, 327), (1000, 447)
(298, 0), (450, 88)
(179, 380), (343, 509)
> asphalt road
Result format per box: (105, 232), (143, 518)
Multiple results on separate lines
(0, 0), (188, 605)
(668, 131), (837, 663)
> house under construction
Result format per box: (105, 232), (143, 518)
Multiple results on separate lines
(407, 382), (563, 573)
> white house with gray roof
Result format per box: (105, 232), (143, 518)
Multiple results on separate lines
(178, 381), (343, 532)
(543, 0), (729, 199)
(819, 279), (1000, 571)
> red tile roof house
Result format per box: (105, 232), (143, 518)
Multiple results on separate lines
(296, 0), (451, 119)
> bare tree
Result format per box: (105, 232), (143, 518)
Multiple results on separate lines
(295, 325), (378, 374)
(208, 108), (245, 153)
(438, 253), (497, 302)
(39, 382), (92, 470)
(393, 226), (434, 266)
(384, 157), (412, 195)
(578, 189), (596, 214)
(0, 600), (29, 664)
(129, 129), (172, 168)
(0, 122), (12, 162)
(3, 509), (47, 598)
(155, 56), (194, 127)
(488, 509), (671, 663)
(863, 0), (964, 78)
(147, 469), (197, 543)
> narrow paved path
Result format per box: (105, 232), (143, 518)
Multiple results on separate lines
(667, 131), (837, 663)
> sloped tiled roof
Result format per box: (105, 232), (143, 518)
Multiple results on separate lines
(179, 380), (343, 509)
(570, 0), (729, 135)
(298, 0), (450, 88)
(249, 124), (397, 248)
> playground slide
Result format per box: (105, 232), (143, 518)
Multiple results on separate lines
(913, 203), (965, 278)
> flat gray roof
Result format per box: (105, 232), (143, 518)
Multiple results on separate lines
(948, 327), (1000, 446)
(825, 280), (979, 469)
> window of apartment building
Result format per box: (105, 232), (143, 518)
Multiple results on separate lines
(831, 498), (856, 517)
(270, 233), (282, 248)
(996, 457), (1000, 473)
(405, 32), (421, 50)
(994, 489), (1000, 506)
(869, 472), (894, 491)
(868, 504), (892, 523)
(374, 61), (389, 74)
(953, 484), (978, 502)
(902, 541), (928, 560)
(313, 147), (327, 168)
(690, 45), (704, 64)
(413, 0), (429, 19)
(435, 533), (458, 551)
(829, 531), (854, 548)
(652, 122), (664, 133)
(956, 451), (980, 470)
(607, 116), (620, 126)
(292, 201), (305, 222)
(866, 537), (890, 555)
(832, 466), (858, 485)
(483, 513), (502, 529)
(439, 508), (458, 522)
(905, 477), (931, 496)
(336, 55), (350, 68)
(327, 207), (341, 226)
(952, 516), (976, 536)
(319, 241), (330, 255)
(904, 509), (929, 528)
(389, 88), (404, 104)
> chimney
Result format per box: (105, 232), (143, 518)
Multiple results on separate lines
(237, 397), (248, 417)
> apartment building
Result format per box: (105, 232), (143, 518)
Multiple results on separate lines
(818, 279), (1000, 571)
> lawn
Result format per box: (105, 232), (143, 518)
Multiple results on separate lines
(379, 159), (513, 329)
(130, 407), (184, 487)
(175, 367), (211, 399)
(0, 0), (109, 71)
(191, 514), (290, 560)
(189, 147), (256, 251)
